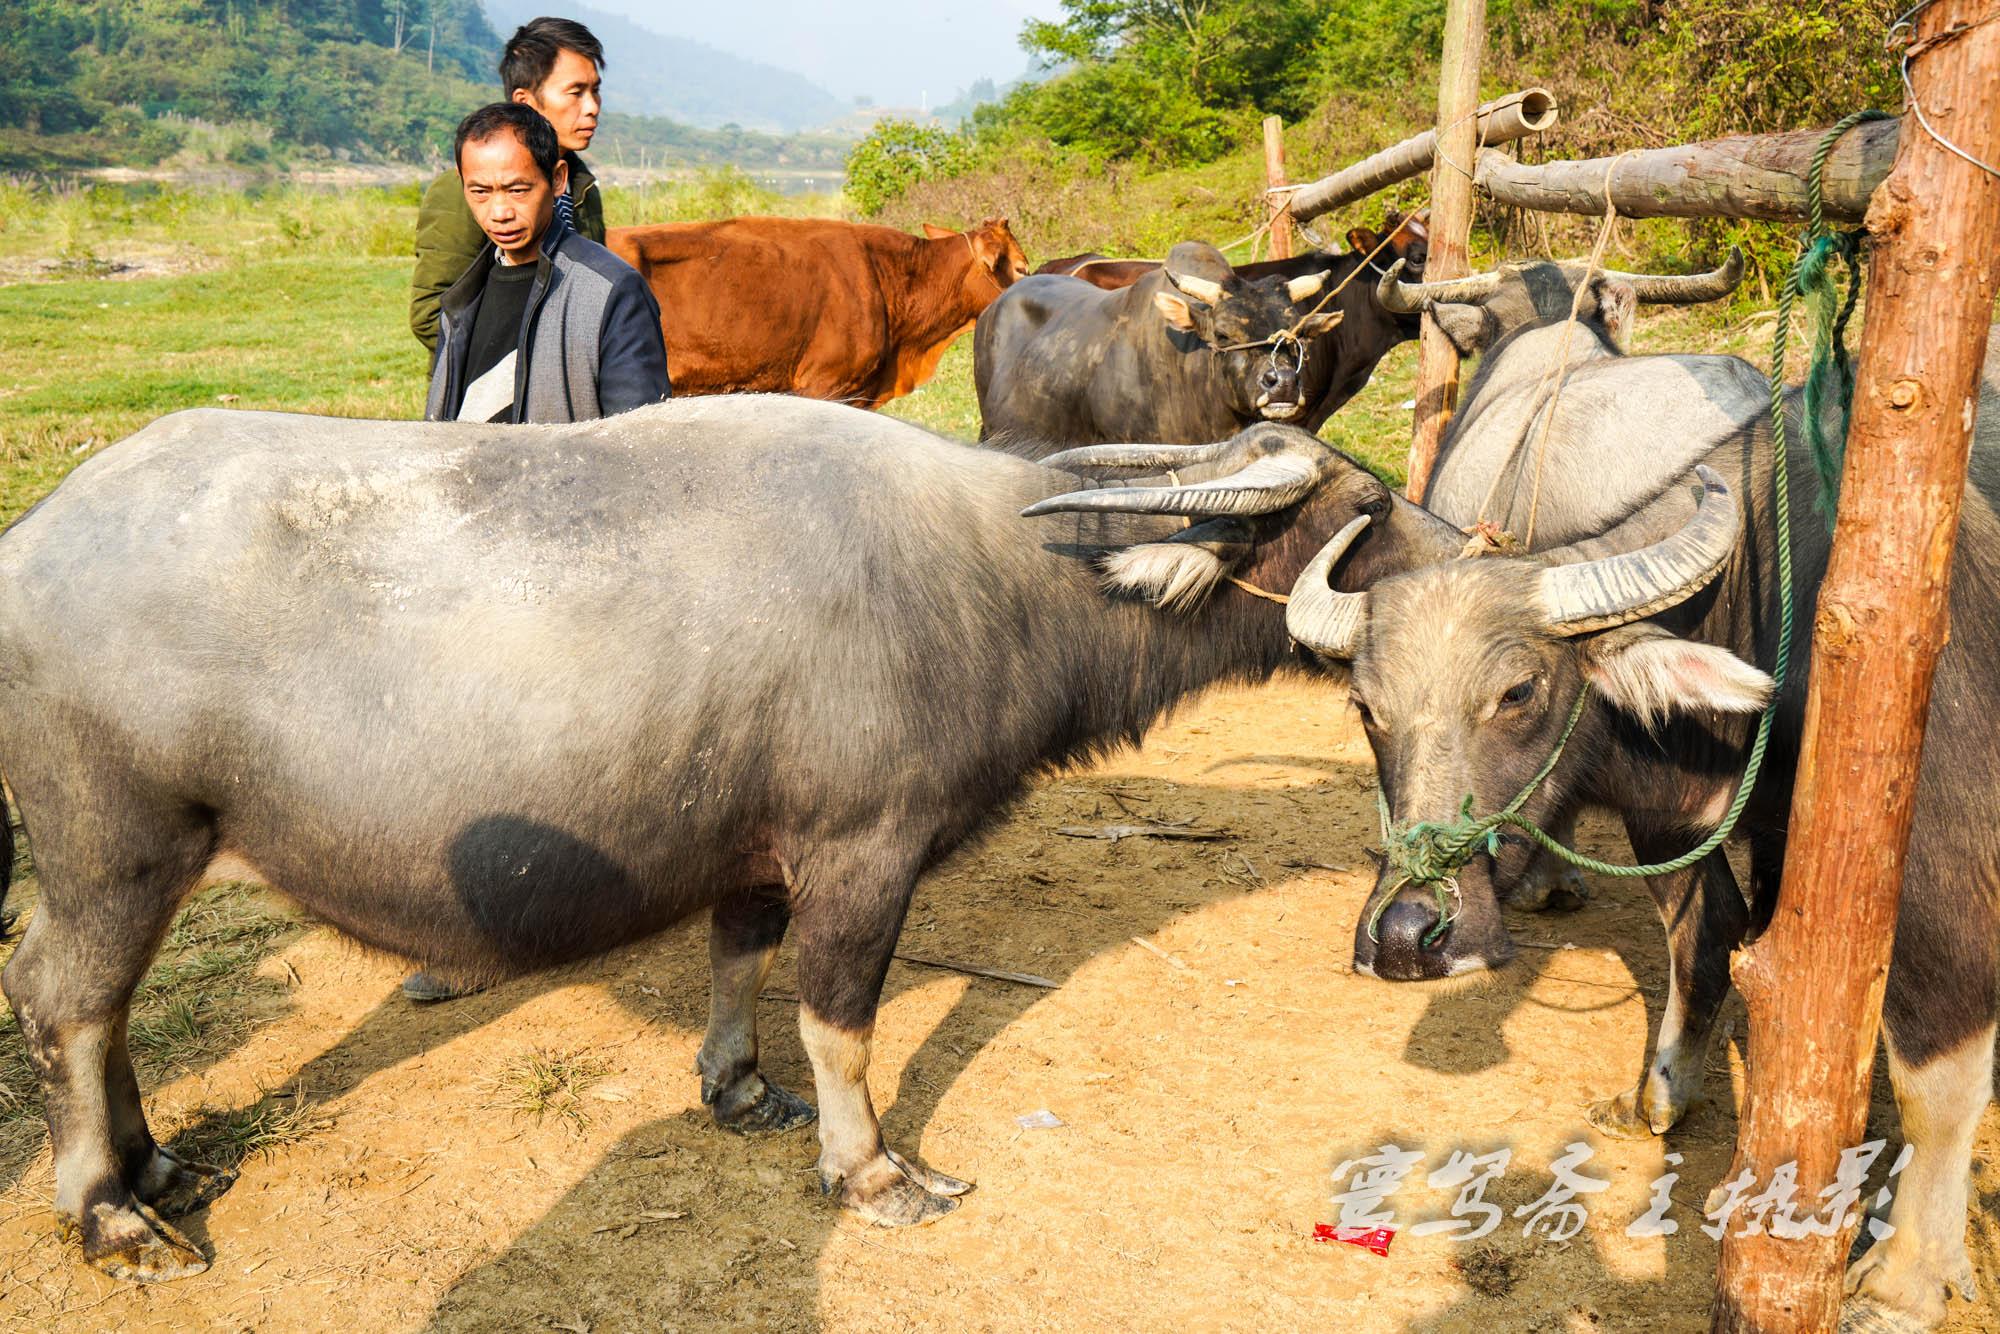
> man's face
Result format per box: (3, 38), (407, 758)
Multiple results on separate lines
(460, 131), (569, 265)
(514, 48), (600, 153)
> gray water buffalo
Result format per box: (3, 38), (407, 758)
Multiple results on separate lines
(0, 396), (1458, 1282)
(1385, 248), (1752, 548)
(974, 240), (1351, 445)
(1284, 315), (2000, 1327)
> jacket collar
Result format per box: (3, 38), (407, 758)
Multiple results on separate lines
(439, 213), (575, 319)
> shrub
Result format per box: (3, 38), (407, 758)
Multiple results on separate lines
(845, 121), (972, 216)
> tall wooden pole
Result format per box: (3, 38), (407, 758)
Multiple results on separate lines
(1263, 115), (1294, 261)
(1713, 5), (2000, 1330)
(1405, 0), (1484, 502)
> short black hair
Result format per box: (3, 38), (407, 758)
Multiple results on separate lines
(499, 17), (604, 97)
(454, 103), (561, 182)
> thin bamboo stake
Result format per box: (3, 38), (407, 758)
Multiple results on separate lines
(1713, 3), (2000, 1328)
(1406, 0), (1485, 503)
(1263, 116), (1293, 261)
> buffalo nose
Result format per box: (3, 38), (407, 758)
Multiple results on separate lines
(1367, 892), (1454, 981)
(1260, 367), (1291, 393)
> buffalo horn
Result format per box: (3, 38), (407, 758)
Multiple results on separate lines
(1286, 271), (1328, 303)
(1280, 516), (1376, 656)
(1022, 449), (1326, 519)
(1374, 259), (1505, 314)
(1039, 442), (1233, 472)
(1164, 268), (1225, 305)
(1283, 515), (1373, 658)
(1599, 247), (1745, 305)
(1538, 466), (1740, 635)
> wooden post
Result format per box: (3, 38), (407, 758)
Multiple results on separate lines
(1406, 0), (1484, 502)
(1472, 118), (1899, 223)
(1264, 115), (1293, 261)
(1713, 4), (2000, 1330)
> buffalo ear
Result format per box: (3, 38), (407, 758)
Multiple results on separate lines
(1298, 309), (1345, 339)
(1593, 278), (1637, 349)
(1153, 290), (1210, 335)
(922, 222), (955, 239)
(1427, 302), (1493, 357)
(1346, 227), (1380, 255)
(1101, 518), (1253, 612)
(1583, 623), (1773, 728)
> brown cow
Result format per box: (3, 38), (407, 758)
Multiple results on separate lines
(607, 216), (1029, 409)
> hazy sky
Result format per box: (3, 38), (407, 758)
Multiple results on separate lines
(589, 1), (1063, 108)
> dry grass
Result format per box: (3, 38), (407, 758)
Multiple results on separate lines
(0, 878), (302, 1179)
(484, 1047), (612, 1136)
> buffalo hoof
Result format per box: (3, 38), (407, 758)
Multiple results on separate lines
(1585, 1086), (1667, 1141)
(136, 1148), (237, 1219)
(824, 1148), (969, 1227)
(1843, 1232), (1977, 1332)
(714, 1079), (818, 1137)
(1510, 864), (1590, 913)
(71, 1199), (209, 1283)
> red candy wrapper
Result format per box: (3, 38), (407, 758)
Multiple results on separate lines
(1313, 1223), (1396, 1256)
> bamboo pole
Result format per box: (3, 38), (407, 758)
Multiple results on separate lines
(1713, 5), (2000, 1330)
(1474, 117), (1900, 223)
(1264, 116), (1293, 261)
(1286, 88), (1558, 223)
(1406, 0), (1485, 502)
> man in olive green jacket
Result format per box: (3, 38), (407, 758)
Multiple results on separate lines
(410, 16), (609, 354)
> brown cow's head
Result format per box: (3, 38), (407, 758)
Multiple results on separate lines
(1152, 240), (1345, 424)
(926, 217), (1030, 298)
(1347, 207), (1431, 282)
(1283, 467), (1769, 982)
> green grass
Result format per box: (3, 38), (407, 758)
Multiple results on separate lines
(0, 256), (426, 523)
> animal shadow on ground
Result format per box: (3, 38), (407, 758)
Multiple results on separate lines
(0, 758), (1376, 1315)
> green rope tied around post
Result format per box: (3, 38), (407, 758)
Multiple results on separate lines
(1788, 109), (1892, 521)
(1370, 112), (1886, 914)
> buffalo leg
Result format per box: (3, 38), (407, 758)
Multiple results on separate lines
(697, 888), (815, 1135)
(791, 851), (969, 1227)
(1586, 830), (1747, 1139)
(1843, 1022), (1992, 1328)
(1845, 822), (1996, 1330)
(1508, 809), (1589, 912)
(2, 828), (219, 1281)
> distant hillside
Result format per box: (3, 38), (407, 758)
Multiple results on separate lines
(0, 0), (849, 175)
(0, 0), (503, 166)
(481, 0), (848, 133)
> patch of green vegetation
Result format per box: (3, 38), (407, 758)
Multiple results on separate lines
(0, 255), (425, 524)
(167, 1086), (337, 1168)
(486, 1046), (611, 1134)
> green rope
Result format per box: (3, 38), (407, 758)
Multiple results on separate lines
(1371, 112), (1886, 909)
(1795, 110), (1893, 520)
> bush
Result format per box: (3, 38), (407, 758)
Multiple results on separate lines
(845, 121), (972, 216)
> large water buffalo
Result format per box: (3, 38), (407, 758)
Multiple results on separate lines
(0, 397), (1458, 1282)
(1283, 299), (2000, 1328)
(973, 240), (1352, 445)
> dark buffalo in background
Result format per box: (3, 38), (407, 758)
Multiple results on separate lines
(1026, 211), (1430, 435)
(974, 241), (1348, 446)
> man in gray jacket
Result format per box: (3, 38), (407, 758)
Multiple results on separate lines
(425, 101), (670, 426)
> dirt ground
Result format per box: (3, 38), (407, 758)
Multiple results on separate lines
(1, 679), (1995, 1332)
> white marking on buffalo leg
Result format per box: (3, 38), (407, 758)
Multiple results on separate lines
(48, 1020), (116, 1223)
(800, 1008), (879, 1186)
(1846, 1022), (1993, 1325)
